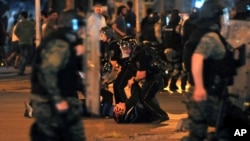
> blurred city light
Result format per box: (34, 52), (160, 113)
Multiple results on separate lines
(195, 0), (205, 8)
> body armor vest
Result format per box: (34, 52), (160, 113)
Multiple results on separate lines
(183, 28), (236, 87)
(31, 28), (78, 99)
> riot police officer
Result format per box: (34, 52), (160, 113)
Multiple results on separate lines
(114, 38), (169, 123)
(112, 36), (137, 104)
(162, 9), (183, 91)
(113, 38), (169, 123)
(164, 48), (182, 91)
(182, 7), (199, 45)
(99, 26), (119, 85)
(182, 0), (249, 140)
(30, 10), (86, 141)
(99, 26), (119, 66)
(140, 12), (160, 45)
(161, 9), (182, 51)
(180, 7), (200, 91)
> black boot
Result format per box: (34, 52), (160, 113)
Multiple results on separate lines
(151, 113), (169, 124)
(169, 76), (179, 91)
(181, 73), (188, 91)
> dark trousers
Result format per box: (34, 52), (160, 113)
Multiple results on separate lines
(100, 88), (114, 117)
(31, 98), (85, 141)
(184, 85), (229, 141)
(113, 67), (133, 104)
(18, 44), (33, 74)
(140, 74), (167, 119)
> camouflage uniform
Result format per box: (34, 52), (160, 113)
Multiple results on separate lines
(30, 30), (85, 141)
(184, 32), (228, 141)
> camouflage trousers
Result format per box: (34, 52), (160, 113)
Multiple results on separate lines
(183, 86), (229, 141)
(30, 97), (85, 141)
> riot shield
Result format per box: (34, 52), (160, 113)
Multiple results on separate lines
(227, 20), (250, 110)
(84, 13), (101, 116)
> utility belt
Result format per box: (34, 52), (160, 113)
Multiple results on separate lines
(205, 75), (232, 88)
(205, 75), (224, 86)
(204, 75), (230, 97)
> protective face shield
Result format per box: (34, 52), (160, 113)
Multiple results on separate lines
(118, 36), (137, 58)
(113, 102), (126, 119)
(119, 40), (132, 50)
(220, 8), (230, 38)
(119, 41), (132, 58)
(118, 36), (137, 50)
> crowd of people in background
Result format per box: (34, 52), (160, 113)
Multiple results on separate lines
(1, 0), (247, 86)
(0, 0), (250, 140)
(0, 0), (249, 73)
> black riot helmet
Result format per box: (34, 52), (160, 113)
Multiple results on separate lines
(193, 0), (225, 28)
(199, 0), (224, 19)
(148, 12), (160, 24)
(100, 26), (114, 39)
(118, 36), (137, 50)
(57, 9), (85, 31)
(101, 59), (112, 74)
(189, 7), (200, 19)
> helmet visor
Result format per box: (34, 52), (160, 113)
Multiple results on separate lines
(119, 40), (131, 50)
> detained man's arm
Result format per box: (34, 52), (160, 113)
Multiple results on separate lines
(39, 39), (70, 112)
(191, 53), (207, 102)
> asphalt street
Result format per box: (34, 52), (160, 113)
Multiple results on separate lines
(0, 66), (189, 141)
